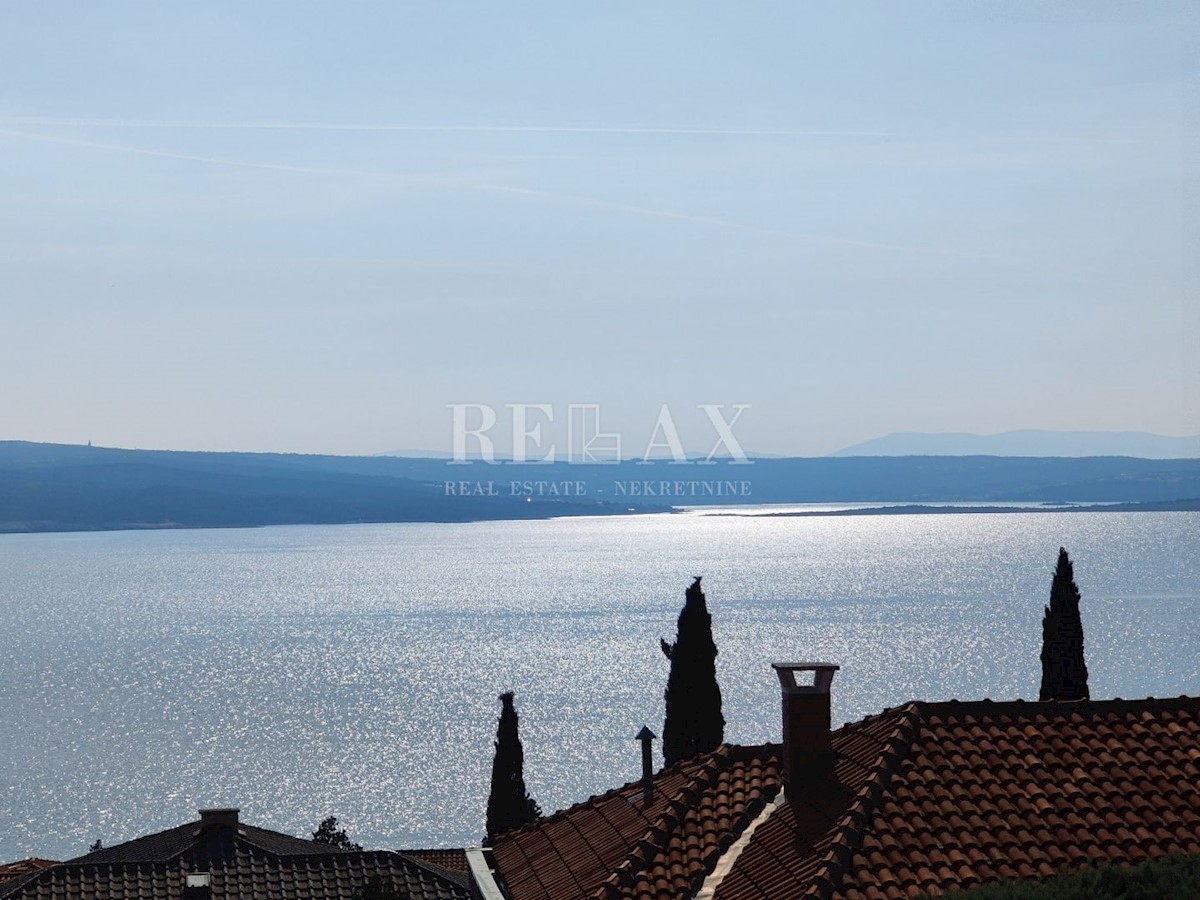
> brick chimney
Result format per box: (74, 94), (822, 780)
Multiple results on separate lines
(771, 663), (839, 799)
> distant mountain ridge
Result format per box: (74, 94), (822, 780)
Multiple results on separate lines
(2, 440), (1199, 534)
(0, 441), (653, 533)
(831, 430), (1200, 459)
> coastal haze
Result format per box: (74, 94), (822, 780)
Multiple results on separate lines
(1, 510), (1197, 863)
(831, 430), (1200, 459)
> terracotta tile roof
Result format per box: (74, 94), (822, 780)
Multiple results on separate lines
(0, 814), (469, 900)
(395, 850), (471, 892)
(489, 696), (1200, 900)
(491, 744), (783, 900)
(620, 746), (781, 899)
(0, 850), (468, 900)
(0, 861), (56, 888)
(401, 848), (470, 873)
(715, 695), (1200, 900)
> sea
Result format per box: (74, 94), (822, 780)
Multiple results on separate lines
(1, 506), (1197, 862)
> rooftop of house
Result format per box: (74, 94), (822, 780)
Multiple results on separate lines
(402, 847), (470, 873)
(482, 680), (1200, 900)
(0, 808), (469, 900)
(0, 861), (56, 889)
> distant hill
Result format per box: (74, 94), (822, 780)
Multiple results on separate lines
(2, 441), (1199, 534)
(831, 430), (1200, 459)
(0, 442), (657, 534)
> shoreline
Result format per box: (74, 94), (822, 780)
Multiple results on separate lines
(2, 497), (1198, 536)
(703, 498), (1200, 518)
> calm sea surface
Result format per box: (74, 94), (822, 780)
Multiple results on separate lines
(1, 509), (1197, 861)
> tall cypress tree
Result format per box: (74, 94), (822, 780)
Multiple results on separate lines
(660, 576), (725, 767)
(1039, 547), (1090, 701)
(485, 691), (541, 841)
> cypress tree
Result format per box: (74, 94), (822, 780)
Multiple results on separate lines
(485, 691), (541, 841)
(1039, 547), (1090, 701)
(660, 576), (725, 767)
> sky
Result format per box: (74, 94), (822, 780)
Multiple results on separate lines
(2, 1), (1197, 456)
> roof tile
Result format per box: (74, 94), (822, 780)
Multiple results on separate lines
(491, 695), (1200, 900)
(1, 820), (467, 900)
(715, 695), (1200, 900)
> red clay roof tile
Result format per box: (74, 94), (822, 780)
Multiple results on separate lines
(716, 695), (1200, 900)
(401, 848), (469, 873)
(491, 695), (1200, 900)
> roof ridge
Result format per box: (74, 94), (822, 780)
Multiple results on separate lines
(796, 694), (1200, 898)
(912, 694), (1200, 720)
(0, 861), (64, 900)
(235, 823), (349, 857)
(22, 860), (172, 874)
(393, 851), (471, 889)
(50, 850), (396, 870)
(828, 695), (1200, 735)
(835, 699), (923, 734)
(491, 745), (732, 844)
(586, 747), (734, 899)
(64, 821), (197, 866)
(725, 741), (778, 758)
(805, 702), (925, 899)
(665, 747), (782, 898)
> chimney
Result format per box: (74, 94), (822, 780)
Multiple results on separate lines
(635, 726), (656, 801)
(197, 808), (239, 830)
(772, 663), (839, 799)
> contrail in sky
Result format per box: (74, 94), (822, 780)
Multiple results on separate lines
(0, 116), (891, 138)
(0, 118), (1148, 145)
(472, 182), (911, 251)
(0, 127), (397, 179)
(0, 126), (959, 256)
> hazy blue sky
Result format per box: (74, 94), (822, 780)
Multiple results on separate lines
(2, 2), (1197, 455)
